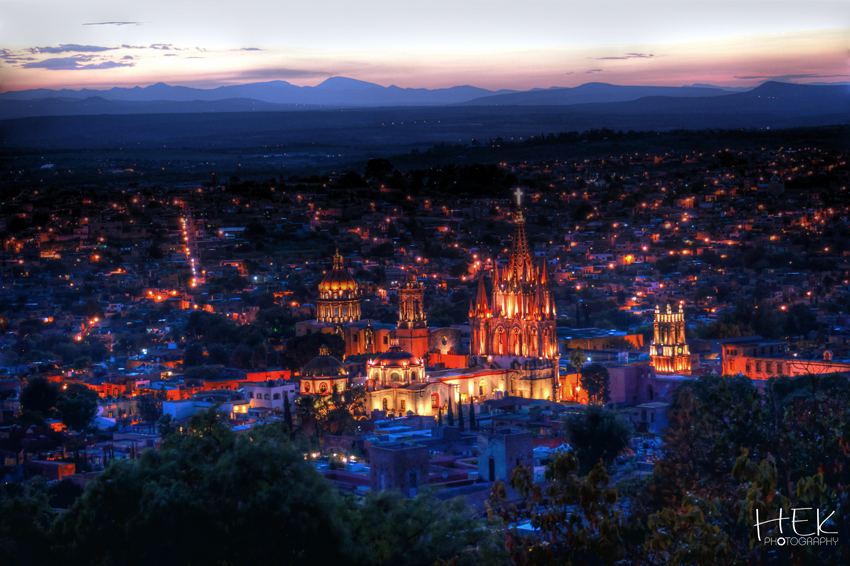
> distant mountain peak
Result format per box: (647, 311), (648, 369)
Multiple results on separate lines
(315, 76), (379, 90)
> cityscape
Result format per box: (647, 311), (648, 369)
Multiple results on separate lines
(1, 2), (849, 565)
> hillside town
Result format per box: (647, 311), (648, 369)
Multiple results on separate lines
(2, 142), (849, 508)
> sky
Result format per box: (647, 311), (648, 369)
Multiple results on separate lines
(0, 0), (848, 92)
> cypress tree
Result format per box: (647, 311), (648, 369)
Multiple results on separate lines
(458, 399), (465, 432)
(283, 392), (293, 431)
(438, 407), (443, 427)
(447, 397), (454, 426)
(468, 399), (476, 430)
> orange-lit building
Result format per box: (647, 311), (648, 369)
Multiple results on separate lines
(300, 345), (350, 396)
(316, 249), (362, 323)
(396, 273), (429, 359)
(722, 341), (850, 379)
(650, 303), (692, 374)
(468, 202), (559, 400)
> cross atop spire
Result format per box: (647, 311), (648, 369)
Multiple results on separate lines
(513, 187), (524, 207)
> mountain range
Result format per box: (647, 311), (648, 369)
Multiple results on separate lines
(0, 77), (762, 119)
(3, 82), (848, 151)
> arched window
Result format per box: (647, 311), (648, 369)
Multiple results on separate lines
(262, 394), (269, 400)
(391, 372), (401, 382)
(273, 393), (281, 400)
(410, 371), (417, 381)
(400, 399), (406, 412)
(382, 398), (388, 411)
(431, 393), (439, 408)
(248, 392), (254, 398)
(320, 383), (328, 394)
(494, 328), (506, 356)
(511, 329), (522, 357)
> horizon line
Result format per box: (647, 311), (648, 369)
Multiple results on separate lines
(6, 77), (848, 95)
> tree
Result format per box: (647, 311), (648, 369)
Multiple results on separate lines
(446, 396), (454, 426)
(156, 414), (175, 438)
(58, 394), (98, 432)
(351, 490), (493, 566)
(564, 404), (633, 475)
(20, 376), (58, 417)
(53, 416), (356, 566)
(579, 363), (610, 404)
(568, 347), (587, 371)
(251, 342), (268, 369)
(183, 343), (204, 367)
(185, 365), (221, 381)
(457, 398), (465, 432)
(644, 493), (733, 566)
(364, 158), (394, 181)
(468, 399), (476, 431)
(136, 388), (167, 423)
(229, 343), (254, 369)
(488, 453), (635, 565)
(313, 385), (367, 437)
(0, 482), (55, 566)
(283, 392), (293, 431)
(47, 479), (84, 509)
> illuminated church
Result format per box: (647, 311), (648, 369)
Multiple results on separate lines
(316, 249), (362, 323)
(650, 303), (692, 374)
(295, 250), (394, 358)
(468, 189), (559, 400)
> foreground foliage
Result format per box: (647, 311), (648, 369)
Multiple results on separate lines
(2, 373), (848, 565)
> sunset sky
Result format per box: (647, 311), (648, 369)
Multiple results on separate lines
(0, 0), (848, 93)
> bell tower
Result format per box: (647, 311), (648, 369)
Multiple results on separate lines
(396, 273), (429, 359)
(650, 302), (691, 374)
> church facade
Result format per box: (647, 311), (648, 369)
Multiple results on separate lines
(650, 303), (692, 374)
(467, 201), (560, 401)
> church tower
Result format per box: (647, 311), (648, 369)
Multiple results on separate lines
(650, 303), (691, 374)
(317, 249), (361, 323)
(468, 188), (559, 399)
(396, 273), (429, 359)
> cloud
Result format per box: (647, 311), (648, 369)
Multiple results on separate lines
(227, 68), (332, 81)
(734, 73), (850, 81)
(30, 44), (116, 54)
(122, 55), (135, 60)
(118, 43), (187, 51)
(596, 53), (654, 60)
(83, 21), (142, 26)
(22, 56), (135, 70)
(233, 47), (264, 51)
(164, 54), (177, 57)
(586, 69), (602, 74)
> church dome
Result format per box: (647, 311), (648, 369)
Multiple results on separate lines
(372, 339), (420, 367)
(318, 250), (358, 295)
(302, 345), (347, 377)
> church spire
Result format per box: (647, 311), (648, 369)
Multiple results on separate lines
(540, 259), (550, 286)
(474, 273), (489, 317)
(508, 189), (533, 284)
